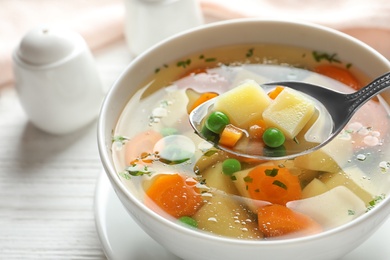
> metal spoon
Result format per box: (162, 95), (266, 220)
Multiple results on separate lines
(189, 72), (390, 160)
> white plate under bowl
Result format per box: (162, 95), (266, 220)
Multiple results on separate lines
(94, 171), (390, 260)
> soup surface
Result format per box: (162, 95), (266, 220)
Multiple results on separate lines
(112, 44), (390, 240)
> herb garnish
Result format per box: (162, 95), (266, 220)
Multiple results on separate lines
(205, 57), (217, 62)
(367, 194), (386, 211)
(112, 135), (129, 145)
(312, 51), (341, 63)
(246, 48), (254, 58)
(348, 209), (355, 216)
(177, 59), (191, 68)
(272, 180), (287, 190)
(265, 168), (279, 177)
(244, 176), (253, 183)
(119, 165), (153, 179)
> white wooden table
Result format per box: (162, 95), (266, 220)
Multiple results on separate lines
(0, 39), (131, 259)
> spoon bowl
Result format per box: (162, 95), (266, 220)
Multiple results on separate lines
(189, 72), (390, 160)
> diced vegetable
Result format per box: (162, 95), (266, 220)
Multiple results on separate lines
(294, 135), (353, 173)
(193, 193), (263, 239)
(146, 174), (203, 218)
(213, 80), (271, 129)
(219, 124), (244, 148)
(178, 216), (198, 228)
(268, 86), (285, 99)
(248, 119), (267, 139)
(125, 130), (163, 165)
(188, 92), (218, 113)
(222, 158), (241, 176)
(287, 186), (366, 229)
(319, 166), (375, 205)
(262, 127), (286, 148)
(235, 164), (302, 205)
(194, 150), (230, 174)
(262, 88), (315, 139)
(257, 204), (322, 238)
(201, 162), (239, 195)
(314, 65), (361, 90)
(205, 111), (230, 134)
(301, 178), (329, 199)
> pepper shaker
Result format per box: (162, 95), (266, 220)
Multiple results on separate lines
(124, 0), (204, 55)
(12, 25), (104, 135)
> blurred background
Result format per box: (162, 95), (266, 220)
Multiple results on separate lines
(1, 0), (389, 89)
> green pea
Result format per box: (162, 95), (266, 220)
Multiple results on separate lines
(205, 111), (230, 134)
(178, 216), (198, 228)
(222, 158), (241, 175)
(262, 127), (285, 148)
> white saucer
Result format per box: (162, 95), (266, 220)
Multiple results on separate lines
(94, 172), (390, 260)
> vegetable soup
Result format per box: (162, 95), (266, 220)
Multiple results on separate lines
(112, 44), (390, 240)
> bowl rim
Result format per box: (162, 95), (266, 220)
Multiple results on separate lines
(98, 17), (390, 246)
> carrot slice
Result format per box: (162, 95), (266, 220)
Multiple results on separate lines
(189, 92), (218, 113)
(268, 86), (285, 99)
(248, 119), (267, 139)
(314, 65), (361, 90)
(257, 204), (322, 238)
(219, 124), (244, 147)
(245, 165), (301, 205)
(125, 130), (163, 165)
(146, 174), (204, 218)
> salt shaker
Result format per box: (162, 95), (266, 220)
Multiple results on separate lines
(124, 0), (204, 55)
(12, 25), (104, 135)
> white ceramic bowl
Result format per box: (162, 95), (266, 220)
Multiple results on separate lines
(98, 19), (390, 260)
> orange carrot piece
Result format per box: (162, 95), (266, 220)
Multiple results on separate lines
(314, 65), (361, 90)
(146, 174), (203, 218)
(125, 130), (163, 165)
(248, 119), (267, 139)
(245, 165), (301, 205)
(189, 92), (218, 113)
(219, 124), (244, 148)
(257, 204), (322, 238)
(268, 86), (285, 99)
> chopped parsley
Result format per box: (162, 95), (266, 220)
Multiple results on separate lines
(265, 168), (279, 177)
(348, 209), (355, 216)
(272, 180), (287, 190)
(244, 176), (253, 183)
(119, 165), (153, 179)
(246, 48), (254, 58)
(177, 59), (191, 68)
(367, 194), (386, 211)
(205, 57), (217, 62)
(312, 51), (341, 63)
(112, 135), (129, 145)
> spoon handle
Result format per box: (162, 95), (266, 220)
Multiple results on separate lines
(346, 72), (390, 113)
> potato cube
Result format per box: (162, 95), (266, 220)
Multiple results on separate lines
(294, 135), (353, 173)
(262, 88), (315, 139)
(301, 178), (329, 199)
(193, 193), (263, 239)
(214, 80), (271, 129)
(320, 166), (375, 205)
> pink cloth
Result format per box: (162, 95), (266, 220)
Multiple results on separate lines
(1, 0), (390, 88)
